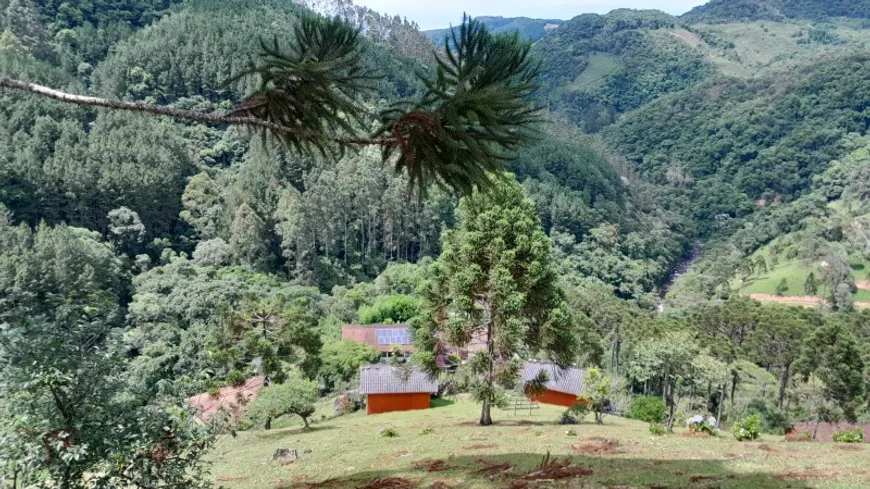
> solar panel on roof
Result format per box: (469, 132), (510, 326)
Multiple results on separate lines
(376, 328), (411, 345)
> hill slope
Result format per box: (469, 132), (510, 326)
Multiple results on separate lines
(682, 0), (870, 23)
(425, 16), (563, 43)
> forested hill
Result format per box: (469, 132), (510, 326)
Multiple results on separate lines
(1, 0), (868, 303)
(425, 16), (564, 43)
(681, 0), (870, 23)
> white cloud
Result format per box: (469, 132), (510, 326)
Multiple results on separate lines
(356, 0), (708, 30)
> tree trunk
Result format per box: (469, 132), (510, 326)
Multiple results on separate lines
(480, 398), (492, 426)
(665, 377), (676, 432)
(265, 417), (272, 430)
(777, 362), (790, 409)
(729, 370), (738, 413)
(302, 416), (310, 429)
(717, 382), (726, 428)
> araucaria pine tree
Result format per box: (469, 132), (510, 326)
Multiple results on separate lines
(415, 178), (577, 425)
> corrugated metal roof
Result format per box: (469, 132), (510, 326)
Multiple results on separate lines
(359, 365), (438, 394)
(521, 362), (583, 396)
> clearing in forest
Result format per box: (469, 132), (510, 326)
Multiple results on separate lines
(210, 400), (870, 489)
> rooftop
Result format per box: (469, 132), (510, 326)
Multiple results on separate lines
(342, 324), (414, 353)
(359, 365), (438, 395)
(521, 362), (584, 396)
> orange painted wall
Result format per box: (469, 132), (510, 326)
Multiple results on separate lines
(366, 393), (431, 415)
(532, 389), (578, 408)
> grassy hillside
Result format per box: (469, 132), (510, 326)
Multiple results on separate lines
(425, 16), (564, 43)
(210, 400), (870, 489)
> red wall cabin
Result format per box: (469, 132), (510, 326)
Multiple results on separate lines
(366, 392), (431, 415)
(530, 389), (579, 408)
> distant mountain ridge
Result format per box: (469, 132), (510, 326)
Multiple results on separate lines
(424, 16), (564, 43)
(681, 0), (870, 23)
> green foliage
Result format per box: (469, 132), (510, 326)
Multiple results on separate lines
(582, 367), (619, 424)
(682, 0), (870, 23)
(246, 374), (319, 429)
(630, 396), (667, 423)
(535, 10), (710, 132)
(377, 16), (544, 195)
(419, 427), (435, 435)
(0, 310), (214, 489)
(649, 423), (666, 435)
(832, 428), (864, 443)
(775, 278), (789, 296)
(565, 428), (577, 436)
(414, 178), (578, 425)
(358, 294), (421, 324)
(379, 427), (399, 437)
(318, 340), (380, 389)
(732, 414), (762, 441)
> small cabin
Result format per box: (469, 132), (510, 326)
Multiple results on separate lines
(522, 362), (584, 408)
(359, 365), (438, 415)
(342, 324), (414, 362)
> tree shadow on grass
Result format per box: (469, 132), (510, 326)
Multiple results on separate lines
(254, 425), (339, 440)
(431, 398), (455, 409)
(275, 452), (820, 489)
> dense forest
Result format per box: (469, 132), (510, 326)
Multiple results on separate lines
(2, 0), (870, 486)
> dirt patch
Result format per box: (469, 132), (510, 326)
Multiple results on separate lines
(464, 443), (498, 450)
(393, 450), (413, 458)
(758, 444), (776, 452)
(856, 280), (870, 291)
(750, 294), (825, 307)
(572, 438), (622, 454)
(428, 483), (453, 489)
(413, 458), (452, 472)
(358, 477), (417, 489)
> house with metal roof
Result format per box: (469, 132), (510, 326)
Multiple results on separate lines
(342, 324), (413, 361)
(359, 365), (438, 415)
(521, 362), (584, 408)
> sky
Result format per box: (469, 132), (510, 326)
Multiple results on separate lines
(356, 0), (709, 30)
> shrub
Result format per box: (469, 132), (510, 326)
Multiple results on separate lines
(630, 396), (667, 423)
(649, 423), (666, 436)
(832, 428), (864, 443)
(379, 428), (399, 438)
(733, 415), (761, 442)
(419, 428), (435, 435)
(746, 399), (793, 435)
(687, 415), (718, 436)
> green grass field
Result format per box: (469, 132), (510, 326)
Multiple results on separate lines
(210, 400), (870, 489)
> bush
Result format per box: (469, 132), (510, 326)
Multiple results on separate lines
(649, 423), (666, 436)
(832, 428), (864, 443)
(419, 428), (435, 435)
(358, 295), (421, 324)
(733, 415), (761, 441)
(379, 428), (399, 438)
(630, 396), (667, 423)
(746, 399), (793, 435)
(687, 415), (718, 436)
